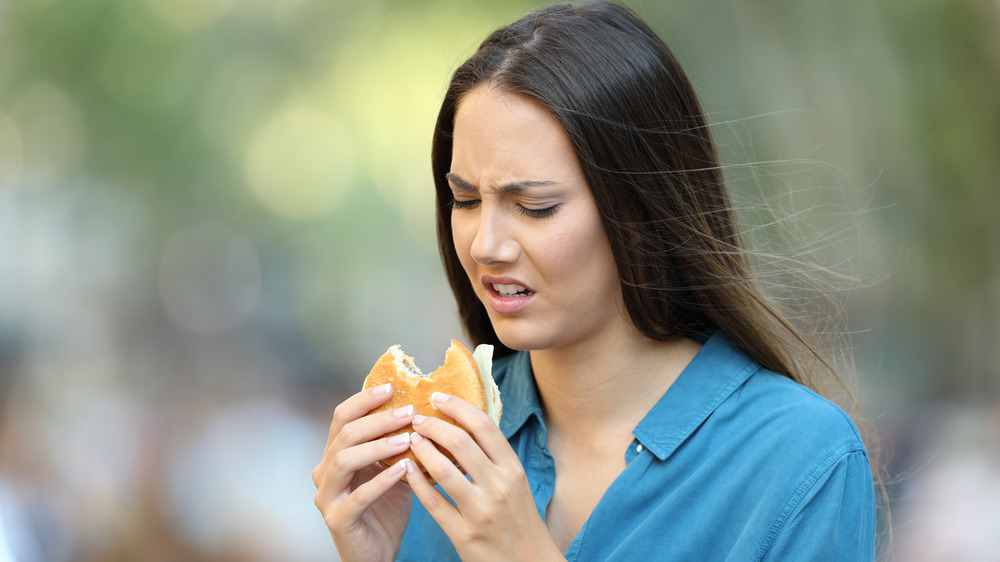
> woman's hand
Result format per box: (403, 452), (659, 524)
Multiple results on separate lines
(312, 383), (416, 562)
(405, 392), (565, 562)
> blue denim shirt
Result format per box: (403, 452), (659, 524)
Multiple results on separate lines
(397, 333), (876, 561)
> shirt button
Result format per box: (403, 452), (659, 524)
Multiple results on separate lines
(636, 443), (645, 453)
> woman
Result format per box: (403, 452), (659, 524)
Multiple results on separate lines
(313, 2), (877, 560)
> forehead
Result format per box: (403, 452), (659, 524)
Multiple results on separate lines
(454, 85), (558, 131)
(451, 85), (580, 178)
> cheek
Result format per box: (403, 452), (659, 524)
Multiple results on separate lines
(451, 215), (476, 270)
(542, 217), (618, 293)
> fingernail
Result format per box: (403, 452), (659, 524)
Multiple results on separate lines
(412, 414), (427, 426)
(410, 432), (424, 445)
(375, 383), (392, 395)
(403, 459), (415, 474)
(394, 405), (414, 418)
(388, 432), (410, 446)
(431, 392), (450, 405)
(388, 459), (407, 476)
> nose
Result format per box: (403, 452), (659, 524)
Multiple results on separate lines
(469, 204), (520, 266)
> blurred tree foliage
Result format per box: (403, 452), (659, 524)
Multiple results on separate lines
(2, 0), (999, 559)
(1, 0), (997, 413)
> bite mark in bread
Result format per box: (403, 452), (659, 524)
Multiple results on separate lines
(362, 339), (501, 479)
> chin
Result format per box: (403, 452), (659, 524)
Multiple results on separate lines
(489, 319), (566, 353)
(488, 317), (544, 352)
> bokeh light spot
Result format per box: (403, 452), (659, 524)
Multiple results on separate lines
(244, 103), (354, 220)
(9, 84), (86, 186)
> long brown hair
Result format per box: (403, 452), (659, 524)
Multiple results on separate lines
(433, 1), (846, 396)
(431, 2), (888, 549)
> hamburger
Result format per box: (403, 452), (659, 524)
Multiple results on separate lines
(362, 339), (501, 478)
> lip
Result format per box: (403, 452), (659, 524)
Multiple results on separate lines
(480, 275), (535, 315)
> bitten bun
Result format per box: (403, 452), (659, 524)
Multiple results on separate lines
(362, 339), (501, 478)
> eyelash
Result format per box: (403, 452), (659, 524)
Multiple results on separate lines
(449, 198), (480, 211)
(449, 199), (561, 219)
(518, 205), (560, 219)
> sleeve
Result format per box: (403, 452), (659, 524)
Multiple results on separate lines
(761, 448), (877, 561)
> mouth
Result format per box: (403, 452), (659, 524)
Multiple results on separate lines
(480, 276), (536, 314)
(490, 282), (535, 298)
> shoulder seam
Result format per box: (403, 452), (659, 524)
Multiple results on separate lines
(755, 444), (868, 561)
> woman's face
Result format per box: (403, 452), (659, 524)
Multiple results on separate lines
(449, 84), (626, 353)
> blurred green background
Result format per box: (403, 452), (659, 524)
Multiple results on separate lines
(0, 0), (997, 560)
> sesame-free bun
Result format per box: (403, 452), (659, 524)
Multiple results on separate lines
(362, 339), (501, 478)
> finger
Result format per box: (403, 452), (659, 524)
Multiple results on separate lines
(404, 449), (462, 530)
(332, 404), (416, 453)
(410, 413), (492, 486)
(408, 430), (475, 502)
(320, 431), (414, 493)
(426, 392), (514, 466)
(328, 458), (413, 526)
(325, 383), (395, 447)
(315, 402), (415, 489)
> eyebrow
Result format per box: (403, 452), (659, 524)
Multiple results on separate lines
(445, 172), (557, 194)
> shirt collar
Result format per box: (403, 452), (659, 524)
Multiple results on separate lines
(495, 350), (543, 440)
(633, 332), (760, 460)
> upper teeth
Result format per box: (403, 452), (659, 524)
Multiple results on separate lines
(493, 283), (526, 296)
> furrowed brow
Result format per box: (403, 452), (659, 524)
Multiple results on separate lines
(446, 172), (556, 194)
(445, 173), (476, 191)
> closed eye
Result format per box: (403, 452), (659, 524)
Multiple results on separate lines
(450, 198), (480, 211)
(518, 204), (560, 219)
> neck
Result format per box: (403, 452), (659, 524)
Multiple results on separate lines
(529, 325), (701, 445)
